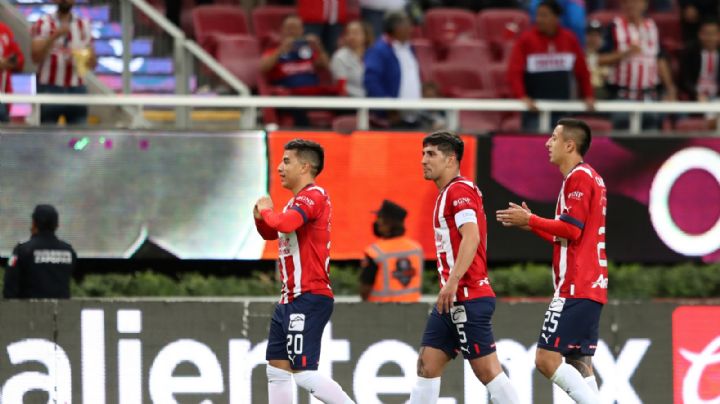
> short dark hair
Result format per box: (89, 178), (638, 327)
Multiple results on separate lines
(285, 139), (325, 177)
(383, 11), (409, 35)
(557, 118), (592, 156)
(422, 131), (464, 163)
(32, 204), (59, 232)
(282, 13), (302, 25)
(538, 0), (563, 16)
(699, 17), (720, 29)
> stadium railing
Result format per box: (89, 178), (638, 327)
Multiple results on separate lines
(2, 93), (720, 134)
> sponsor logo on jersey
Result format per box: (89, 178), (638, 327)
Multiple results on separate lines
(673, 306), (720, 403)
(478, 277), (490, 287)
(549, 297), (566, 312)
(289, 313), (306, 332)
(295, 195), (315, 206)
(452, 197), (472, 207)
(591, 274), (609, 289)
(568, 191), (584, 200)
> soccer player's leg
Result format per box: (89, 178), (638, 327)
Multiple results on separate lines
(459, 298), (519, 404)
(288, 294), (355, 404)
(535, 298), (602, 404)
(409, 305), (455, 404)
(265, 302), (294, 404)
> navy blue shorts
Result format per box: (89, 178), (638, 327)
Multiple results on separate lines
(420, 297), (497, 360)
(266, 293), (334, 370)
(537, 297), (603, 356)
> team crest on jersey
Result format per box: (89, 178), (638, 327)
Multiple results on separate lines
(591, 274), (609, 289)
(392, 258), (416, 287)
(450, 305), (467, 324)
(289, 313), (306, 331)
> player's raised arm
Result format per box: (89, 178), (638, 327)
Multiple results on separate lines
(255, 196), (305, 234)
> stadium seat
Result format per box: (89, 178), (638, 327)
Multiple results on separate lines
(460, 111), (503, 132)
(445, 39), (493, 67)
(476, 10), (530, 63)
(252, 6), (296, 50)
(488, 63), (512, 98)
(411, 38), (436, 82)
(431, 63), (494, 98)
(215, 35), (260, 88)
(675, 117), (712, 132)
(423, 8), (478, 56)
(573, 115), (614, 135)
(193, 6), (250, 56)
(649, 12), (682, 53)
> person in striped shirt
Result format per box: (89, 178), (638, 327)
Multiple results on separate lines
(497, 118), (607, 404)
(254, 139), (354, 404)
(409, 131), (519, 404)
(31, 0), (96, 125)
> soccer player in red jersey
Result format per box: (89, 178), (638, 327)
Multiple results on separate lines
(409, 131), (519, 404)
(254, 139), (354, 404)
(497, 118), (607, 404)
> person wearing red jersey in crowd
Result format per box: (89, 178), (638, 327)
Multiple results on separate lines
(254, 139), (354, 404)
(507, 0), (594, 132)
(298, 0), (348, 54)
(598, 0), (677, 130)
(0, 21), (24, 123)
(497, 118), (608, 404)
(31, 0), (96, 125)
(260, 14), (331, 127)
(409, 132), (519, 404)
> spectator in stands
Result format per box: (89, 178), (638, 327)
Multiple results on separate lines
(585, 20), (609, 99)
(680, 0), (720, 42)
(507, 0), (594, 131)
(364, 11), (422, 127)
(529, 0), (586, 46)
(299, 0), (348, 54)
(599, 0), (677, 130)
(0, 21), (25, 123)
(360, 0), (407, 39)
(331, 21), (373, 97)
(31, 0), (97, 125)
(3, 205), (76, 299)
(260, 14), (331, 126)
(679, 18), (720, 127)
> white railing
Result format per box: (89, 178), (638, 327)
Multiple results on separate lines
(2, 93), (720, 133)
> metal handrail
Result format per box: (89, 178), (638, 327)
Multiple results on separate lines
(2, 94), (720, 134)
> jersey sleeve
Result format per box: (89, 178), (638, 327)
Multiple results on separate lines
(560, 171), (594, 230)
(292, 189), (324, 223)
(448, 184), (481, 229)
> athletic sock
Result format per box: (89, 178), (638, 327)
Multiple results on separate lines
(293, 370), (354, 404)
(486, 372), (520, 404)
(267, 365), (293, 404)
(408, 376), (441, 404)
(550, 363), (598, 404)
(585, 375), (599, 395)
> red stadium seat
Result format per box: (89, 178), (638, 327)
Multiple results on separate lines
(431, 63), (495, 98)
(252, 6), (296, 50)
(411, 38), (437, 82)
(423, 8), (478, 53)
(649, 12), (682, 53)
(675, 117), (712, 132)
(488, 62), (512, 98)
(445, 39), (493, 67)
(476, 9), (530, 45)
(460, 111), (503, 132)
(332, 115), (357, 133)
(192, 6), (250, 56)
(215, 35), (260, 88)
(573, 115), (614, 135)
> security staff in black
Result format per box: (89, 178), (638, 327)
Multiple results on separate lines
(4, 204), (76, 299)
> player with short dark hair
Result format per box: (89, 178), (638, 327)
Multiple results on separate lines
(409, 131), (519, 403)
(496, 118), (607, 404)
(254, 139), (354, 404)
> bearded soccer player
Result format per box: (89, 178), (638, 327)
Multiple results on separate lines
(497, 118), (607, 404)
(409, 131), (519, 404)
(254, 139), (354, 404)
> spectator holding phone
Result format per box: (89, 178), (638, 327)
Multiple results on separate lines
(0, 21), (25, 123)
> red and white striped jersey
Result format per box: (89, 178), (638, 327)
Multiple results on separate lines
(552, 163), (608, 304)
(432, 176), (495, 302)
(277, 184), (333, 303)
(31, 13), (93, 87)
(606, 16), (660, 92)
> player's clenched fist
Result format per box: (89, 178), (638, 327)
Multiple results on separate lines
(255, 196), (274, 213)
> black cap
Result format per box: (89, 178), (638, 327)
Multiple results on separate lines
(374, 200), (407, 222)
(32, 204), (59, 232)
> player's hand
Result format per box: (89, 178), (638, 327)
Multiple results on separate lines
(305, 34), (323, 50)
(436, 278), (458, 314)
(53, 25), (71, 40)
(253, 203), (262, 220)
(584, 97), (596, 112)
(278, 37), (294, 54)
(623, 44), (642, 59)
(256, 196), (274, 213)
(521, 96), (538, 112)
(496, 202), (532, 228)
